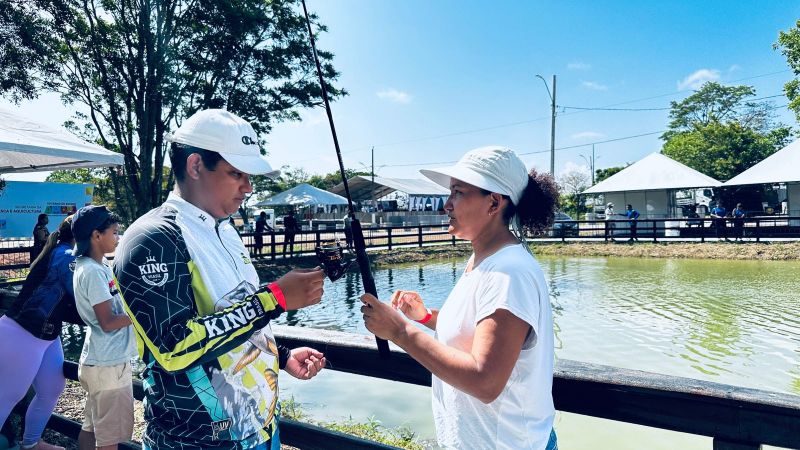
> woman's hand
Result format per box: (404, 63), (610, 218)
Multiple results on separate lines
(390, 290), (427, 321)
(284, 347), (326, 380)
(361, 293), (408, 341)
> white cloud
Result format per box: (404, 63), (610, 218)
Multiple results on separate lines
(376, 88), (412, 104)
(677, 69), (720, 91)
(728, 64), (741, 73)
(567, 62), (591, 71)
(581, 81), (608, 91)
(570, 131), (605, 141)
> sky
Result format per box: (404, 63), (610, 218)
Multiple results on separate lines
(3, 0), (800, 185)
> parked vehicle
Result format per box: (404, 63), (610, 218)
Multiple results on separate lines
(550, 212), (578, 237)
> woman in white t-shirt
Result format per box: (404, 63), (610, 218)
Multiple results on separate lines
(361, 146), (559, 450)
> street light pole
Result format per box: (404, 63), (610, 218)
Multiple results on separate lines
(580, 144), (597, 185)
(536, 74), (557, 175)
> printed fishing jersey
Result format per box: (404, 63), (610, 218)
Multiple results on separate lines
(114, 192), (289, 449)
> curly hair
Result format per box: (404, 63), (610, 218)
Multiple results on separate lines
(501, 169), (560, 234)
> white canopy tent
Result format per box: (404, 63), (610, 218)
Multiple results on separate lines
(723, 139), (800, 219)
(0, 107), (124, 173)
(583, 153), (721, 218)
(255, 183), (348, 207)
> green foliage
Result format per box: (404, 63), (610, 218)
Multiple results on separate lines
(0, 0), (343, 224)
(776, 20), (800, 124)
(279, 398), (423, 449)
(250, 166), (369, 202)
(594, 166), (626, 183)
(662, 121), (789, 182)
(660, 81), (792, 181)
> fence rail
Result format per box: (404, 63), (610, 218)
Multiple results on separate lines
(2, 215), (799, 286)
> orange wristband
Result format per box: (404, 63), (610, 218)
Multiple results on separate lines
(416, 308), (433, 324)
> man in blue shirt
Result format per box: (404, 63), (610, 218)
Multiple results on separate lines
(710, 202), (729, 241)
(625, 204), (640, 242)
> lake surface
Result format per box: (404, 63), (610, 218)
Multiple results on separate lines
(60, 255), (800, 449)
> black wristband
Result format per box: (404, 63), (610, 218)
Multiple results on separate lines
(278, 344), (291, 369)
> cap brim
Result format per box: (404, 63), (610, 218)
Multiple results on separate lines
(420, 166), (505, 195)
(222, 153), (280, 178)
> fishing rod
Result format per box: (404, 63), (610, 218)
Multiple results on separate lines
(300, 0), (390, 359)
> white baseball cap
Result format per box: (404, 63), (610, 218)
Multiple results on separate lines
(167, 109), (280, 178)
(420, 146), (529, 205)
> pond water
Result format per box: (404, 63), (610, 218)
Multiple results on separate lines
(60, 255), (800, 449)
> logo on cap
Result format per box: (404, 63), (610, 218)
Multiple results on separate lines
(241, 136), (257, 145)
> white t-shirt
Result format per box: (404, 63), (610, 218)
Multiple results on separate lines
(74, 256), (136, 366)
(432, 244), (555, 450)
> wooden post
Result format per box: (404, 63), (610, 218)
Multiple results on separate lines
(418, 225), (423, 248)
(755, 218), (761, 243)
(269, 231), (276, 261)
(700, 218), (706, 243)
(387, 228), (392, 250)
(652, 220), (657, 243)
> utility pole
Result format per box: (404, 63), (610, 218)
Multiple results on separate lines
(536, 74), (557, 175)
(371, 146), (375, 209)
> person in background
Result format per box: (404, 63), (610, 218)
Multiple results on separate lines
(710, 201), (729, 241)
(114, 109), (326, 450)
(0, 217), (78, 450)
(31, 213), (50, 263)
(283, 209), (298, 258)
(604, 202), (616, 241)
(254, 211), (269, 255)
(732, 203), (746, 242)
(626, 204), (640, 242)
(361, 146), (559, 450)
(71, 205), (135, 450)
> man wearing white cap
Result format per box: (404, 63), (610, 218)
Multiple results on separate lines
(114, 109), (326, 450)
(361, 146), (559, 449)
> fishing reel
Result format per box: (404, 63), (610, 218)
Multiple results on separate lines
(315, 239), (354, 282)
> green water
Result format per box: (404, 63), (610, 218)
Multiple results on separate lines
(60, 255), (800, 449)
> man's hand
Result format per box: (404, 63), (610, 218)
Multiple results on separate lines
(275, 268), (325, 310)
(284, 347), (326, 380)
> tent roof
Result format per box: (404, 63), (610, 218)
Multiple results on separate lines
(583, 152), (721, 194)
(255, 183), (348, 207)
(330, 176), (449, 201)
(723, 139), (800, 186)
(0, 107), (124, 173)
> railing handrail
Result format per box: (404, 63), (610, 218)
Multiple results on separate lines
(270, 325), (800, 449)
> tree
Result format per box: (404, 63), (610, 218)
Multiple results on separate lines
(595, 166), (627, 183)
(661, 82), (791, 181)
(0, 0), (343, 224)
(557, 168), (590, 218)
(776, 20), (800, 124)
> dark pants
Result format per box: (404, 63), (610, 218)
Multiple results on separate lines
(254, 235), (264, 255)
(629, 221), (638, 240)
(714, 218), (727, 239)
(733, 219), (744, 238)
(283, 232), (296, 257)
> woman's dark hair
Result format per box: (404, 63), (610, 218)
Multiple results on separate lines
(169, 142), (224, 181)
(36, 213), (48, 225)
(500, 169), (559, 233)
(22, 216), (76, 300)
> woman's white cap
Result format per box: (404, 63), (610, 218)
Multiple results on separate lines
(420, 146), (529, 205)
(166, 109), (280, 178)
